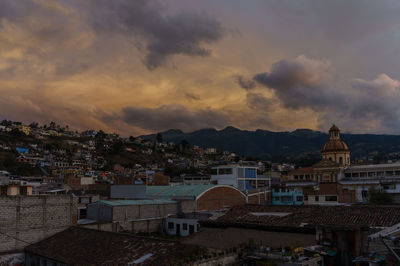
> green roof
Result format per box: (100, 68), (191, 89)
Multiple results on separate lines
(99, 199), (176, 206)
(146, 185), (216, 198)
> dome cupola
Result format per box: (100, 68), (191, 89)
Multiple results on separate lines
(321, 124), (350, 165)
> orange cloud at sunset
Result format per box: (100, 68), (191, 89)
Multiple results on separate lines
(1, 0), (400, 136)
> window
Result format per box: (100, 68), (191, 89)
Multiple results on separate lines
(245, 168), (256, 178)
(360, 172), (367, 177)
(89, 197), (92, 203)
(376, 172), (384, 176)
(315, 196), (319, 202)
(339, 157), (343, 164)
(281, 196), (292, 202)
(386, 171), (393, 176)
(296, 196), (303, 201)
(219, 168), (233, 175)
(79, 208), (87, 219)
(304, 195), (308, 201)
(238, 168), (245, 178)
(368, 172), (375, 177)
(383, 184), (396, 190)
(325, 196), (337, 201)
(274, 197), (280, 201)
(78, 197), (82, 203)
(168, 222), (174, 229)
(395, 171), (400, 176)
(211, 169), (217, 175)
(352, 173), (359, 177)
(183, 223), (188, 230)
(362, 190), (368, 199)
(345, 173), (351, 178)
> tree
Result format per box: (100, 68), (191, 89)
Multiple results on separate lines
(129, 136), (136, 142)
(29, 121), (39, 128)
(10, 128), (24, 138)
(156, 133), (163, 143)
(367, 187), (395, 205)
(1, 120), (12, 127)
(180, 139), (188, 149)
(49, 121), (56, 130)
(110, 140), (123, 154)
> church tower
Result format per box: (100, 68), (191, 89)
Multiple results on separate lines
(321, 125), (350, 165)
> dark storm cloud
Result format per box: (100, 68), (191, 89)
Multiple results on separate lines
(235, 75), (256, 91)
(249, 55), (400, 133)
(120, 104), (230, 132)
(253, 55), (343, 110)
(87, 0), (223, 69)
(347, 74), (400, 131)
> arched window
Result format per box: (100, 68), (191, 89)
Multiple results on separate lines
(339, 157), (343, 164)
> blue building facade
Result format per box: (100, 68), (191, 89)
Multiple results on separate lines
(272, 187), (303, 205)
(16, 147), (29, 154)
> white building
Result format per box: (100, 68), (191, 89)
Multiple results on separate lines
(211, 165), (270, 191)
(341, 163), (400, 203)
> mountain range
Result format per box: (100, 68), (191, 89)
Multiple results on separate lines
(140, 127), (400, 161)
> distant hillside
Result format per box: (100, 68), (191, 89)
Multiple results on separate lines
(140, 127), (400, 160)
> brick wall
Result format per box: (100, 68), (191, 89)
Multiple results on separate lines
(0, 195), (76, 253)
(248, 191), (271, 205)
(197, 187), (246, 211)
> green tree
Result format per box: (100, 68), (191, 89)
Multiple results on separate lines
(10, 128), (24, 138)
(29, 121), (39, 128)
(180, 139), (188, 149)
(367, 187), (395, 205)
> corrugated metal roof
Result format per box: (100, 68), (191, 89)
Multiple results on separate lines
(146, 185), (216, 198)
(99, 199), (176, 206)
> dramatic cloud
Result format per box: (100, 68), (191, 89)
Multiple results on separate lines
(2, 0), (400, 135)
(235, 75), (256, 91)
(120, 104), (230, 132)
(346, 74), (400, 132)
(87, 0), (223, 69)
(253, 55), (341, 110)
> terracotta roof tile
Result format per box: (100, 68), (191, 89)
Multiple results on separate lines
(207, 204), (400, 230)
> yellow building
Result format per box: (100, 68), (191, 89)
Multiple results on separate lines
(288, 124), (349, 183)
(321, 124), (350, 166)
(20, 125), (31, 135)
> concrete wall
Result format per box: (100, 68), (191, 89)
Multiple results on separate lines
(80, 219), (163, 234)
(112, 203), (178, 221)
(165, 217), (199, 236)
(87, 202), (113, 222)
(87, 202), (179, 222)
(0, 195), (76, 253)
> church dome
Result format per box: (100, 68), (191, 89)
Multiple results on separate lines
(322, 139), (350, 152)
(321, 124), (350, 153)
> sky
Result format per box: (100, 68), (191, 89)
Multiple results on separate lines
(1, 0), (400, 136)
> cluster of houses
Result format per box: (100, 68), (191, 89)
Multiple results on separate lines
(2, 123), (400, 265)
